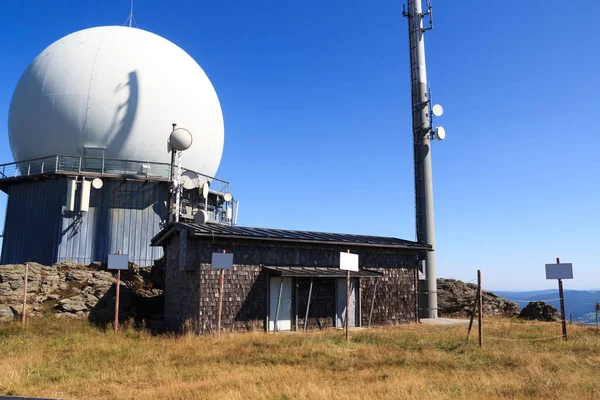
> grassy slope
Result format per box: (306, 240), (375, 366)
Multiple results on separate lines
(1, 319), (600, 399)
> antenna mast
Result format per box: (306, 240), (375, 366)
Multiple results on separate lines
(124, 0), (138, 28)
(403, 0), (445, 319)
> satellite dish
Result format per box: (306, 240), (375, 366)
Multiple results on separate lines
(181, 170), (199, 190)
(434, 126), (446, 141)
(432, 104), (444, 117)
(202, 182), (210, 198)
(194, 210), (208, 225)
(91, 178), (103, 189)
(169, 128), (193, 151)
(223, 193), (233, 202)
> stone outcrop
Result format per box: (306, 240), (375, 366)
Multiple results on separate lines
(0, 260), (164, 323)
(519, 301), (561, 322)
(437, 278), (519, 317)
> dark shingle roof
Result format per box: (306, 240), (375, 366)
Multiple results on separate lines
(151, 222), (431, 250)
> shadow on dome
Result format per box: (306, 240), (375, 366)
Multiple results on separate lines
(103, 70), (139, 158)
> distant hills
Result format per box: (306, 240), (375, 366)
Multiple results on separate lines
(494, 289), (600, 325)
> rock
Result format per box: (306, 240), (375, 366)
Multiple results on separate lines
(0, 305), (15, 321)
(437, 278), (519, 318)
(56, 296), (88, 313)
(88, 261), (104, 270)
(1, 259), (164, 323)
(82, 293), (100, 308)
(66, 269), (92, 283)
(53, 260), (82, 270)
(519, 301), (561, 322)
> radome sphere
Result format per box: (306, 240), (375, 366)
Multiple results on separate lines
(8, 26), (224, 177)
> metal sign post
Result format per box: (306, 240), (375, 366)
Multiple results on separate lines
(545, 258), (573, 341)
(346, 269), (350, 342)
(304, 277), (314, 332)
(108, 252), (129, 333)
(212, 251), (233, 339)
(340, 251), (359, 342)
(217, 269), (225, 338)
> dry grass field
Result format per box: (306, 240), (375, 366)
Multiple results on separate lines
(1, 318), (600, 399)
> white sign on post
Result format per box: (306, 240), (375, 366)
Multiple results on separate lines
(108, 254), (129, 270)
(340, 252), (359, 272)
(212, 253), (234, 270)
(545, 263), (573, 280)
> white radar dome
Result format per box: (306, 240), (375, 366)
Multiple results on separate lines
(8, 26), (224, 178)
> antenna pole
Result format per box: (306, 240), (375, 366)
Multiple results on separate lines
(129, 0), (133, 27)
(124, 0), (137, 28)
(406, 0), (438, 319)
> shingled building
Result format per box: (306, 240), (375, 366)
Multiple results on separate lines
(151, 222), (430, 333)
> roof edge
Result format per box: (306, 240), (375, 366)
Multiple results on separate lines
(151, 222), (432, 251)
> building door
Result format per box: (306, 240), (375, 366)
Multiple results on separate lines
(269, 276), (292, 331)
(337, 278), (357, 328)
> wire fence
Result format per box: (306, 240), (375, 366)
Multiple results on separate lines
(8, 266), (600, 345)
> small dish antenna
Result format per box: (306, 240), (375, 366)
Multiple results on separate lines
(223, 193), (233, 202)
(194, 210), (208, 225)
(202, 182), (210, 198)
(181, 170), (200, 190)
(169, 128), (193, 151)
(91, 178), (104, 189)
(432, 104), (444, 117)
(202, 182), (210, 199)
(434, 126), (446, 141)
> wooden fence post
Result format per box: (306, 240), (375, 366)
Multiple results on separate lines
(466, 275), (480, 343)
(22, 263), (29, 326)
(477, 270), (483, 348)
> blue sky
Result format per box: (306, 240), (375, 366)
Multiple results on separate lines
(1, 1), (598, 290)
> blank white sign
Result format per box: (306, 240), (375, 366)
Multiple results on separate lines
(340, 252), (359, 272)
(108, 254), (129, 270)
(212, 253), (233, 270)
(545, 263), (573, 280)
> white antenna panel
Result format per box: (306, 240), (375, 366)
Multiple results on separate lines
(66, 179), (76, 212)
(80, 180), (91, 212)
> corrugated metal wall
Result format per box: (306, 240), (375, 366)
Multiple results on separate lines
(1, 179), (64, 265)
(1, 177), (168, 266)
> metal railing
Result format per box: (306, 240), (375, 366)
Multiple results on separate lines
(0, 155), (230, 193)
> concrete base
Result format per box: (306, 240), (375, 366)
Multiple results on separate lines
(420, 318), (471, 326)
